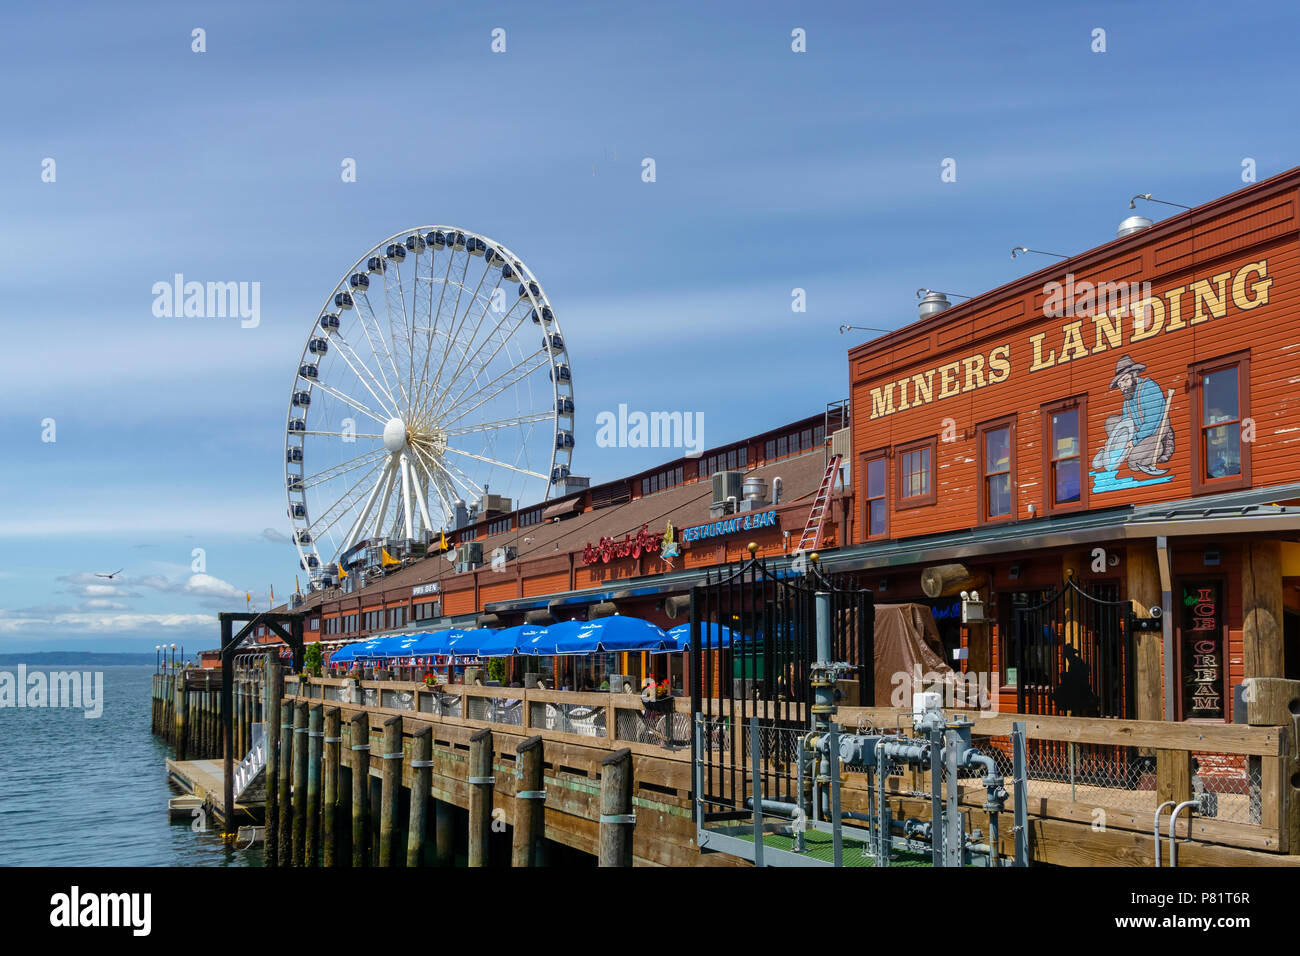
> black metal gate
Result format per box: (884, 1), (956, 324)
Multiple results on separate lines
(1012, 576), (1139, 786)
(1012, 576), (1134, 719)
(689, 556), (873, 817)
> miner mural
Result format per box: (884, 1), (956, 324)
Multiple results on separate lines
(1090, 354), (1176, 492)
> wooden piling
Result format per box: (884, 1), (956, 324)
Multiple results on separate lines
(434, 799), (455, 867)
(512, 735), (545, 867)
(350, 711), (370, 867)
(291, 701), (308, 866)
(468, 728), (494, 868)
(277, 700), (293, 865)
(406, 726), (432, 867)
(306, 704), (323, 867)
(176, 680), (189, 761)
(264, 657), (282, 867)
(378, 715), (402, 867)
(599, 748), (633, 867)
(173, 675), (184, 753)
(323, 707), (341, 867)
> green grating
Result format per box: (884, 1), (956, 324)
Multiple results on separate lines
(731, 827), (935, 867)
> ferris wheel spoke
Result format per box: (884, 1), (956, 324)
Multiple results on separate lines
(421, 259), (496, 413)
(302, 448), (389, 490)
(331, 332), (400, 418)
(443, 411), (554, 437)
(310, 380), (391, 428)
(355, 290), (407, 411)
(306, 460), (386, 540)
(443, 445), (548, 481)
(302, 430), (384, 440)
(408, 444), (455, 526)
(379, 261), (413, 412)
(438, 351), (550, 430)
(429, 307), (537, 422)
(412, 442), (483, 501)
(424, 253), (477, 417)
(423, 271), (514, 418)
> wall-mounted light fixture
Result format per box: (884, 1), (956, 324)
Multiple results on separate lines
(1011, 246), (1068, 260)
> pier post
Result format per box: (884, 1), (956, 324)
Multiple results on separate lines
(323, 707), (341, 867)
(512, 735), (545, 867)
(176, 678), (189, 762)
(277, 700), (293, 865)
(306, 704), (323, 867)
(599, 748), (634, 867)
(172, 674), (184, 753)
(434, 799), (455, 866)
(379, 715), (402, 867)
(291, 701), (308, 865)
(468, 728), (494, 868)
(350, 711), (371, 867)
(264, 657), (282, 867)
(406, 725), (432, 867)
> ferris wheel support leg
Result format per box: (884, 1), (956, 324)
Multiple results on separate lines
(399, 453), (416, 542)
(341, 462), (391, 557)
(370, 460), (399, 541)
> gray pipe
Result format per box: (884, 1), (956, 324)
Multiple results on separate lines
(1152, 800), (1176, 867)
(1168, 800), (1199, 868)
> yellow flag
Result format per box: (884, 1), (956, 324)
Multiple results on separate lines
(381, 547), (401, 568)
(269, 584), (274, 602)
(440, 531), (448, 551)
(338, 562), (348, 579)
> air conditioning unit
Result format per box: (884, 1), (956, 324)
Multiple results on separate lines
(456, 541), (484, 573)
(710, 470), (744, 517)
(479, 493), (513, 515)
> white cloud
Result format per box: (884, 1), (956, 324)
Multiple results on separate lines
(183, 573), (245, 601)
(0, 609), (215, 635)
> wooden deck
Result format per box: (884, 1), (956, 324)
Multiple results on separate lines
(166, 759), (262, 827)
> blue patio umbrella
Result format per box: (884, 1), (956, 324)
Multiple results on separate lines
(410, 629), (470, 656)
(474, 625), (543, 657)
(371, 633), (428, 658)
(517, 624), (563, 656)
(329, 636), (385, 663)
(666, 622), (735, 650)
(553, 616), (671, 655)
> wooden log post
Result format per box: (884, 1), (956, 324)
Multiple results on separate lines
(290, 701), (308, 866)
(305, 704), (323, 867)
(920, 563), (987, 599)
(1245, 677), (1300, 853)
(599, 748), (634, 867)
(378, 715), (402, 867)
(434, 799), (455, 867)
(176, 680), (190, 762)
(467, 728), (494, 868)
(1156, 749), (1193, 807)
(263, 657), (282, 867)
(173, 675), (185, 754)
(1127, 543), (1164, 725)
(350, 711), (371, 868)
(1243, 541), (1285, 681)
(511, 735), (545, 867)
(322, 707), (341, 867)
(406, 726), (433, 867)
(277, 700), (293, 866)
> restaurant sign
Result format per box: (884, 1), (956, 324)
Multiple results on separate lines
(581, 523), (663, 565)
(681, 508), (778, 544)
(412, 582), (441, 597)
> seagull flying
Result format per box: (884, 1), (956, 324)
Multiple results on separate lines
(94, 568), (124, 579)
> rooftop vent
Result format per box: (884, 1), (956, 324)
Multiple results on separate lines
(917, 290), (950, 319)
(1116, 215), (1153, 238)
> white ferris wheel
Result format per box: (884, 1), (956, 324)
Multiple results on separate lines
(284, 226), (574, 587)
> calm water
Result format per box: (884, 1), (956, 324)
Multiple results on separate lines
(0, 665), (260, 866)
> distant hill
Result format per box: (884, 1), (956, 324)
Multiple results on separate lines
(0, 652), (158, 667)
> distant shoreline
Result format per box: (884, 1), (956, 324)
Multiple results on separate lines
(0, 652), (157, 666)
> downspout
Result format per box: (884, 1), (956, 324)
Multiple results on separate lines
(1156, 535), (1174, 722)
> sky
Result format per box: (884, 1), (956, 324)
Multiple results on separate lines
(3, 0), (1300, 653)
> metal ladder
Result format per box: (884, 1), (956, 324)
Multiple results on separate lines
(795, 453), (842, 554)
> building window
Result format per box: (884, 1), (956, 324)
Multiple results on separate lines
(488, 517), (512, 535)
(977, 416), (1016, 522)
(895, 437), (936, 509)
(1191, 353), (1250, 494)
(860, 449), (888, 538)
(519, 507), (544, 527)
(1042, 398), (1087, 513)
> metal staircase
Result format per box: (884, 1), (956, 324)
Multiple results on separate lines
(795, 453), (842, 554)
(231, 723), (267, 804)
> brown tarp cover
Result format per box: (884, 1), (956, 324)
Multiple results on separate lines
(871, 603), (954, 706)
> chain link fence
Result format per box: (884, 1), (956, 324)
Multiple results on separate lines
(527, 701), (604, 736)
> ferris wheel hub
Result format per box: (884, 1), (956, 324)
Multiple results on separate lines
(382, 417), (408, 452)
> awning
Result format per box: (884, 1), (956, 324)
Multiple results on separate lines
(542, 497), (583, 520)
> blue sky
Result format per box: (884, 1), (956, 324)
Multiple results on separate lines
(3, 0), (1299, 653)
